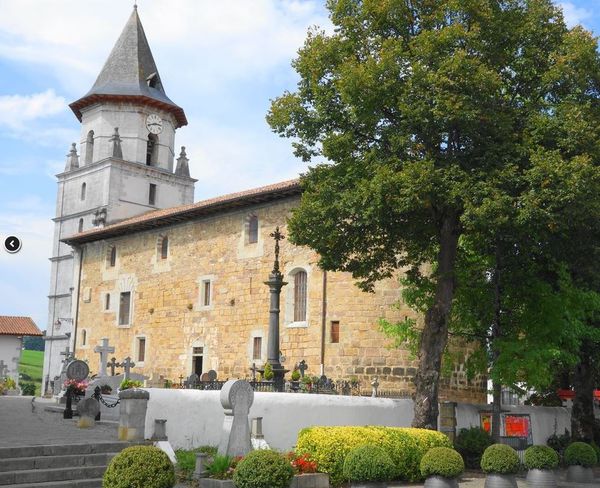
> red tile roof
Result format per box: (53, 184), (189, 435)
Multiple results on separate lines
(63, 178), (301, 245)
(0, 316), (42, 336)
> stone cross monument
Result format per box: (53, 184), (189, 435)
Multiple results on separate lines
(264, 227), (288, 391)
(94, 338), (115, 377)
(120, 357), (136, 380)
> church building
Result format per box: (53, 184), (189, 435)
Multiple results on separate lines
(49, 7), (485, 403)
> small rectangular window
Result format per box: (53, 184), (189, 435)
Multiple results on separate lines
(119, 291), (131, 325)
(137, 337), (146, 362)
(202, 280), (211, 307)
(248, 215), (258, 244)
(149, 184), (157, 206)
(109, 247), (116, 267)
(105, 293), (111, 311)
(294, 271), (307, 322)
(252, 337), (262, 360)
(331, 321), (340, 343)
(193, 346), (204, 355)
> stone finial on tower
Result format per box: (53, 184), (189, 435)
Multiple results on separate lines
(110, 127), (123, 159)
(65, 143), (79, 171)
(175, 146), (190, 177)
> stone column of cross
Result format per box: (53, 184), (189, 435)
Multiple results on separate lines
(94, 338), (115, 376)
(298, 360), (308, 378)
(0, 360), (7, 379)
(120, 357), (135, 380)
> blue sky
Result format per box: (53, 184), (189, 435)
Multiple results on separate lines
(0, 0), (597, 331)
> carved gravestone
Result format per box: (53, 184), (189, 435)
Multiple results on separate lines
(200, 372), (210, 382)
(187, 374), (199, 388)
(218, 379), (254, 457)
(77, 397), (100, 428)
(207, 370), (217, 381)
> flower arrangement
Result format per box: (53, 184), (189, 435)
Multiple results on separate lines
(64, 378), (88, 396)
(100, 384), (113, 394)
(287, 452), (318, 474)
(291, 369), (301, 381)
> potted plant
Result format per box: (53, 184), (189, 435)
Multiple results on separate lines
(263, 363), (274, 382)
(119, 378), (143, 390)
(454, 426), (493, 469)
(565, 441), (597, 483)
(523, 445), (559, 488)
(290, 369), (301, 391)
(198, 454), (239, 487)
(300, 375), (312, 392)
(480, 444), (520, 488)
(100, 384), (113, 394)
(342, 444), (395, 487)
(64, 379), (88, 398)
(1, 377), (20, 396)
(420, 446), (464, 488)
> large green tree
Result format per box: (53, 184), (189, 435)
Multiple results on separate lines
(268, 0), (600, 428)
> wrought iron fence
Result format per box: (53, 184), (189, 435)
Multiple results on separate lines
(176, 377), (412, 399)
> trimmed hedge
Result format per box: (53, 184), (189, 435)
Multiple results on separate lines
(233, 450), (294, 488)
(481, 444), (520, 474)
(454, 427), (493, 469)
(103, 445), (175, 488)
(343, 445), (395, 482)
(564, 442), (597, 468)
(420, 447), (465, 479)
(296, 426), (451, 486)
(523, 445), (559, 470)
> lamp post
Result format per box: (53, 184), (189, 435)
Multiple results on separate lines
(265, 227), (288, 391)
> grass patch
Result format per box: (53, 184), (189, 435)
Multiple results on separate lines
(19, 350), (43, 396)
(175, 446), (218, 481)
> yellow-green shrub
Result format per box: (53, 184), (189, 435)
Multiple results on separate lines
(295, 426), (452, 486)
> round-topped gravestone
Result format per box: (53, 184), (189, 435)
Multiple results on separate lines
(207, 370), (217, 381)
(66, 360), (89, 381)
(200, 372), (210, 382)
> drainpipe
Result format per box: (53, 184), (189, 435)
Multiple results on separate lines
(71, 246), (84, 356)
(320, 270), (327, 376)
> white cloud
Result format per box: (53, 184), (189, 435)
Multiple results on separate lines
(0, 0), (331, 95)
(0, 90), (65, 130)
(559, 2), (591, 28)
(0, 208), (53, 330)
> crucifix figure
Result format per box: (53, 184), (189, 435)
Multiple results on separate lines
(94, 338), (115, 377)
(269, 227), (285, 276)
(120, 357), (135, 380)
(298, 360), (308, 378)
(107, 357), (119, 376)
(60, 345), (73, 365)
(249, 362), (258, 382)
(0, 360), (7, 379)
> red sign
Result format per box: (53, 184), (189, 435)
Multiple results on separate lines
(505, 415), (529, 437)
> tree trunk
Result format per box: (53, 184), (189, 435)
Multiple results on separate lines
(571, 342), (595, 442)
(490, 254), (503, 443)
(412, 214), (460, 429)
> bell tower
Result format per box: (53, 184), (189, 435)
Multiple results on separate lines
(42, 6), (196, 394)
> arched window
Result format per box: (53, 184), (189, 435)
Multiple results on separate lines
(81, 182), (87, 201)
(146, 133), (158, 166)
(81, 329), (87, 346)
(85, 130), (94, 165)
(293, 270), (307, 322)
(160, 235), (168, 260)
(78, 218), (84, 233)
(247, 215), (258, 244)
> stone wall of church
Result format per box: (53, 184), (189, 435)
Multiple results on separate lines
(74, 195), (486, 403)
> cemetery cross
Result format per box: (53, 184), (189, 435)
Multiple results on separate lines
(94, 338), (115, 377)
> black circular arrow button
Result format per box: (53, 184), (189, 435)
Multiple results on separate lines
(4, 236), (22, 254)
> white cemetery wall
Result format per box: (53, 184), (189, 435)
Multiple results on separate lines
(144, 389), (414, 450)
(0, 336), (23, 384)
(455, 403), (571, 445)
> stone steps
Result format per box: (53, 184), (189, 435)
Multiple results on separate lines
(0, 442), (131, 487)
(1, 480), (103, 488)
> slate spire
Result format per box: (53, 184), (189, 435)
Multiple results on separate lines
(69, 7), (187, 127)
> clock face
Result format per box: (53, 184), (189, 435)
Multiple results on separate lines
(146, 114), (163, 134)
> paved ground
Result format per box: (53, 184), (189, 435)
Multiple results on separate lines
(0, 396), (117, 447)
